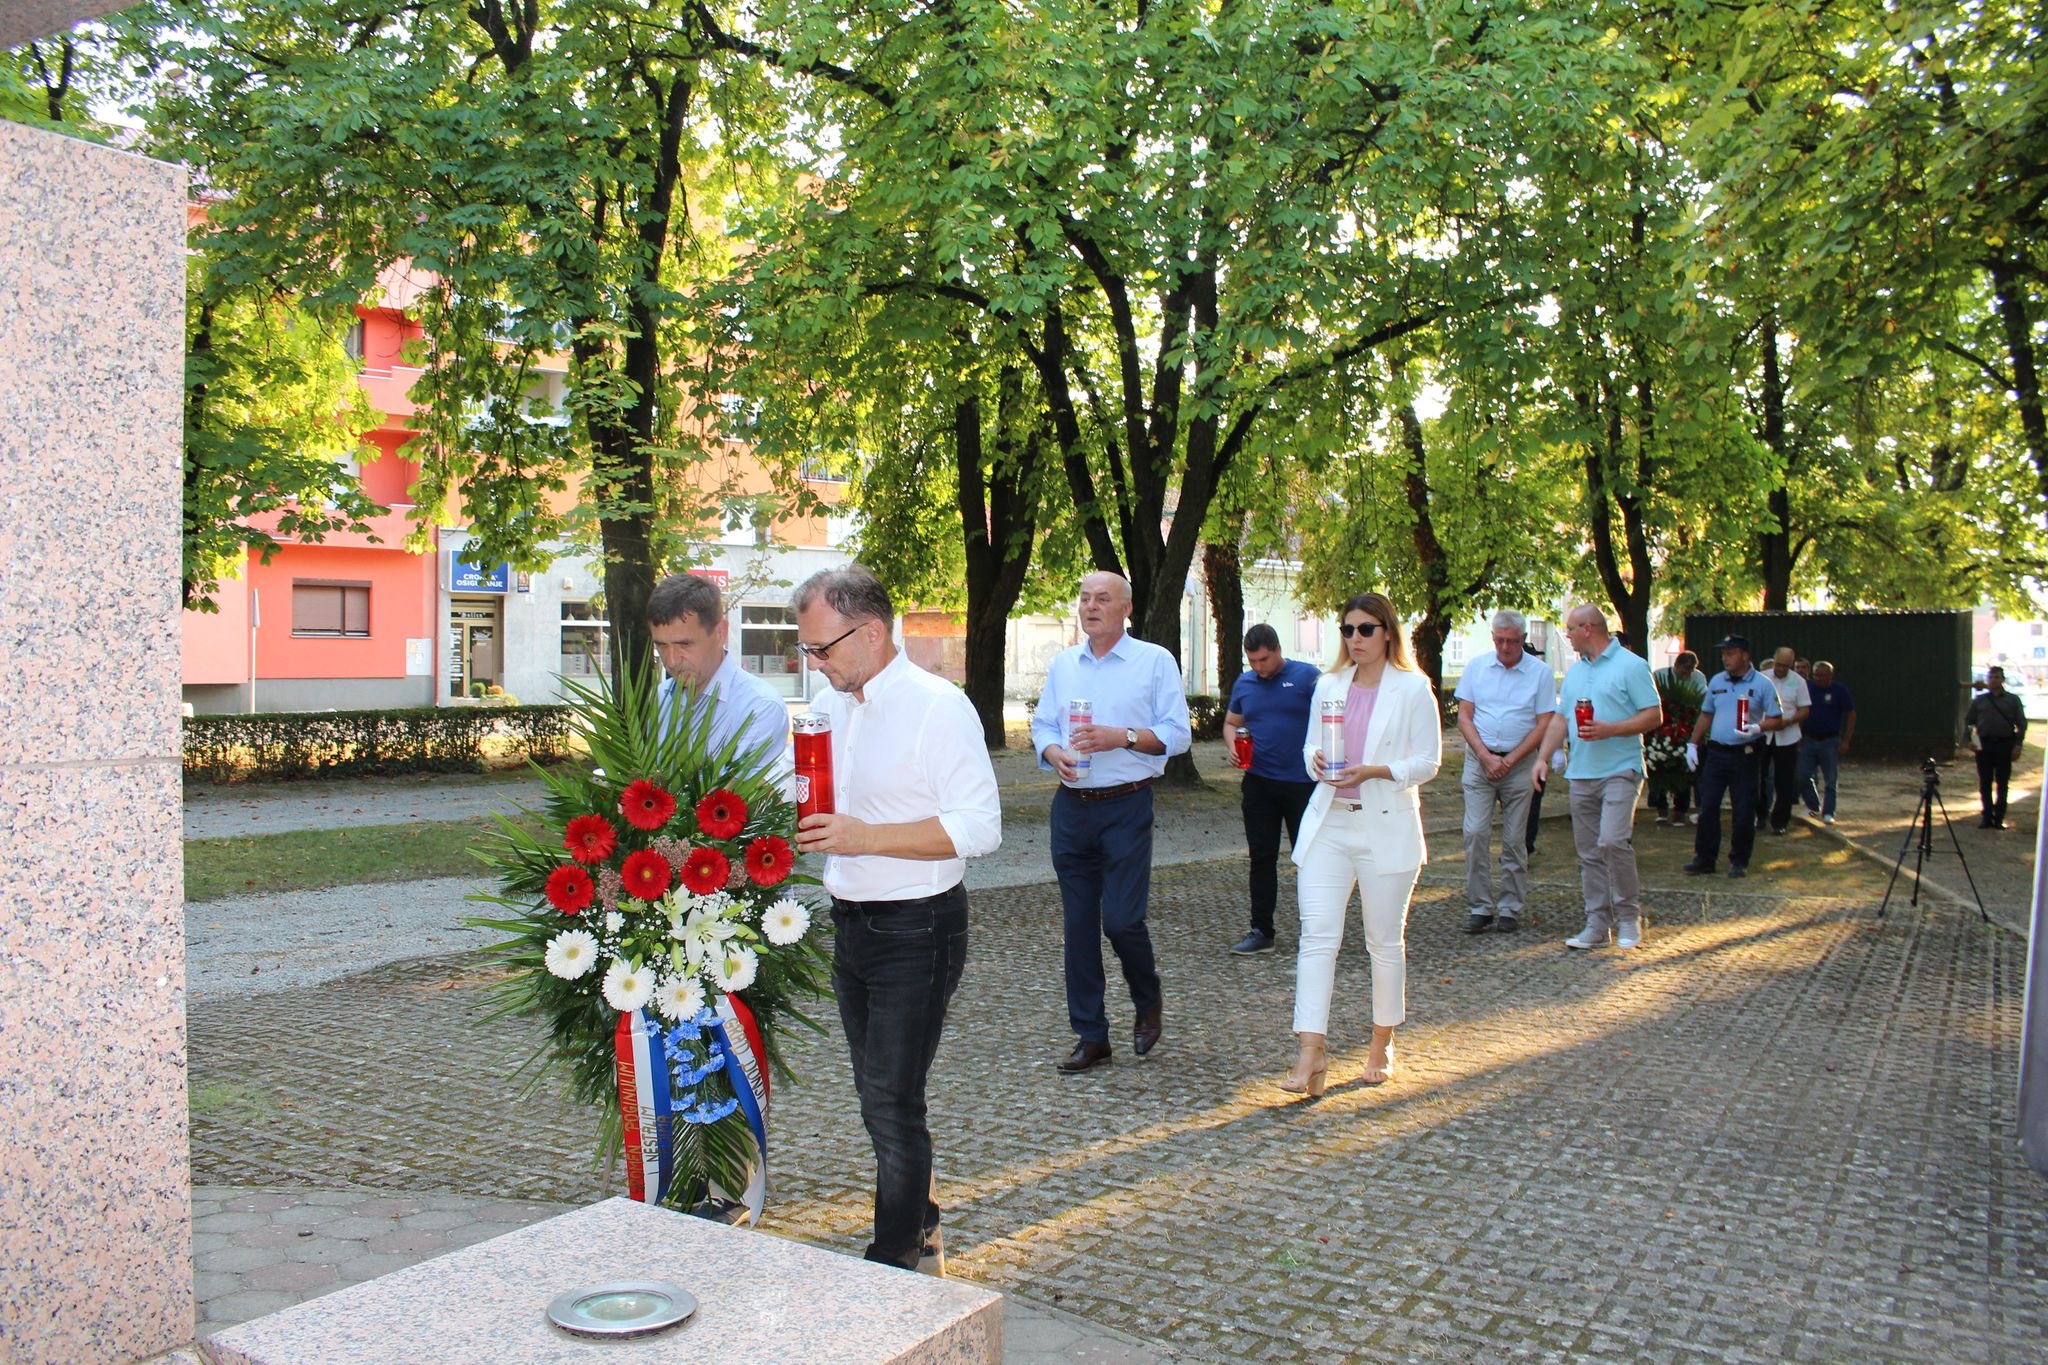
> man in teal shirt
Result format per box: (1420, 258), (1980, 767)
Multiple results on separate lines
(1531, 605), (1663, 950)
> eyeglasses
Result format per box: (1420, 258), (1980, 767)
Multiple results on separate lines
(797, 622), (865, 660)
(1339, 622), (1384, 638)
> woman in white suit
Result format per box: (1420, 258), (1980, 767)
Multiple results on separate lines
(1281, 591), (1441, 1096)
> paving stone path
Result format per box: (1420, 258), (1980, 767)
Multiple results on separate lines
(189, 843), (2048, 1361)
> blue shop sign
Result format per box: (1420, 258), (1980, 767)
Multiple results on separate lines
(448, 552), (511, 594)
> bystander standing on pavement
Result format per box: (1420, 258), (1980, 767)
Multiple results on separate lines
(1965, 665), (2029, 829)
(1683, 635), (1783, 880)
(791, 565), (1003, 1276)
(1650, 650), (1705, 825)
(1756, 646), (1811, 835)
(1453, 609), (1554, 935)
(1798, 661), (1856, 824)
(1221, 624), (1319, 956)
(649, 573), (793, 792)
(1531, 605), (1662, 950)
(1032, 572), (1192, 1074)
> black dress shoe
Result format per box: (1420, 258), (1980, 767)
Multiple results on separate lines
(1229, 929), (1276, 955)
(1682, 859), (1715, 875)
(1495, 915), (1521, 933)
(1057, 1040), (1112, 1074)
(1133, 1006), (1163, 1058)
(1462, 913), (1495, 934)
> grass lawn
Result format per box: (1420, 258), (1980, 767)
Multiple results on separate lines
(184, 815), (547, 903)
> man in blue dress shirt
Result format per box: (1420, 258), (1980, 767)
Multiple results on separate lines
(1222, 624), (1319, 955)
(1682, 634), (1785, 879)
(648, 573), (793, 793)
(1031, 572), (1193, 1074)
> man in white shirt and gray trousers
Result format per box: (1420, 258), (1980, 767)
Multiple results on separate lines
(1454, 610), (1557, 934)
(791, 565), (1002, 1277)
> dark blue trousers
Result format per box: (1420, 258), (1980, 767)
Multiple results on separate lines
(1695, 744), (1760, 870)
(1051, 786), (1163, 1043)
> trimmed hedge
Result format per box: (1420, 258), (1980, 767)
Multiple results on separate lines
(184, 704), (573, 784)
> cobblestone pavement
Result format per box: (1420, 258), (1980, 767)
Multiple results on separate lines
(189, 842), (2048, 1361)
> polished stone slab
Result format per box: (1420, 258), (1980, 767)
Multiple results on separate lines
(202, 1198), (1002, 1363)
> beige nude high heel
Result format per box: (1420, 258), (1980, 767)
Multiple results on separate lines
(1279, 1033), (1327, 1098)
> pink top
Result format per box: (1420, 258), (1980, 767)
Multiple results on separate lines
(1335, 682), (1379, 798)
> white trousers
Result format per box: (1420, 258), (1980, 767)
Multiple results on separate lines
(1292, 805), (1419, 1033)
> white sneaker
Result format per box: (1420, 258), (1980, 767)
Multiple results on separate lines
(1823, 814), (1836, 825)
(1687, 812), (1699, 824)
(1616, 922), (1642, 949)
(1565, 923), (1611, 950)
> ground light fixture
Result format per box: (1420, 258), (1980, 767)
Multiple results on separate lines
(545, 1280), (698, 1339)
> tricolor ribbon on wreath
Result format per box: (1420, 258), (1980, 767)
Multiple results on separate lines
(616, 993), (772, 1222)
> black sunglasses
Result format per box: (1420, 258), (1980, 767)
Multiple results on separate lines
(797, 622), (866, 660)
(1339, 621), (1384, 638)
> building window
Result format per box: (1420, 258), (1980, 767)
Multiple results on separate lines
(739, 604), (802, 698)
(561, 600), (611, 679)
(293, 581), (370, 637)
(724, 496), (773, 547)
(1445, 633), (1468, 666)
(343, 318), (366, 361)
(717, 393), (763, 443)
(800, 456), (849, 483)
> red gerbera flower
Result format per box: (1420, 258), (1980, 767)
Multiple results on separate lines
(545, 864), (596, 915)
(744, 835), (795, 888)
(620, 780), (677, 832)
(562, 814), (618, 864)
(695, 788), (749, 840)
(620, 849), (673, 901)
(680, 846), (732, 896)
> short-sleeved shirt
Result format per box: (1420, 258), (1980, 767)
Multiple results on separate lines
(1700, 667), (1783, 746)
(1455, 651), (1557, 753)
(1554, 639), (1661, 779)
(1967, 689), (2028, 743)
(1226, 658), (1319, 782)
(1805, 681), (1855, 739)
(1763, 669), (1812, 745)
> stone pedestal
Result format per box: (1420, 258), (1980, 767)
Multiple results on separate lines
(202, 1198), (1001, 1363)
(0, 121), (191, 1362)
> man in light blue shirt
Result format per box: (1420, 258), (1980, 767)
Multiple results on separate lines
(648, 573), (792, 796)
(1682, 635), (1784, 878)
(1531, 605), (1662, 950)
(1454, 609), (1557, 935)
(1030, 571), (1192, 1074)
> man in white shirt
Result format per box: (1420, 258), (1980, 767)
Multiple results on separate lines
(1755, 645), (1812, 836)
(648, 573), (792, 794)
(790, 565), (1001, 1276)
(1453, 610), (1556, 934)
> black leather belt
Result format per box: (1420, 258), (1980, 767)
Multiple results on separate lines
(831, 886), (962, 916)
(1065, 779), (1153, 803)
(1487, 748), (1515, 758)
(1706, 741), (1757, 752)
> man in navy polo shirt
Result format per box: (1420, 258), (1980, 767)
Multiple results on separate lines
(1682, 634), (1785, 879)
(1798, 660), (1856, 823)
(1222, 624), (1320, 955)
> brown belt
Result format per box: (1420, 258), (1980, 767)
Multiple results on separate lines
(1065, 779), (1153, 803)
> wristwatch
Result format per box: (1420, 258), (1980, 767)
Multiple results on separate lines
(1126, 727), (1140, 750)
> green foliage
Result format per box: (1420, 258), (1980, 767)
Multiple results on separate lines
(183, 705), (571, 783)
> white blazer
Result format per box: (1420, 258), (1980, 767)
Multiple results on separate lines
(1291, 663), (1443, 874)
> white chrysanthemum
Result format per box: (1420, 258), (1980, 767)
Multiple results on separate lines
(604, 911), (625, 935)
(711, 945), (759, 994)
(763, 898), (811, 947)
(544, 930), (600, 980)
(601, 958), (655, 1013)
(653, 973), (706, 1022)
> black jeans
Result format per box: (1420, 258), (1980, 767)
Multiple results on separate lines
(1756, 740), (1800, 831)
(832, 884), (969, 1270)
(1241, 773), (1314, 936)
(1696, 744), (1760, 869)
(1976, 739), (2018, 821)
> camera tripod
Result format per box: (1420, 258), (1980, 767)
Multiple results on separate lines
(1879, 759), (1988, 921)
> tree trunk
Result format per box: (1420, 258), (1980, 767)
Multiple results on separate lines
(1205, 532), (1245, 702)
(1988, 253), (2048, 506)
(1755, 313), (1793, 609)
(955, 366), (1044, 748)
(1397, 398), (1452, 698)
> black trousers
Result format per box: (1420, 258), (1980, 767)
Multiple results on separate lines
(1241, 773), (1314, 936)
(1696, 744), (1760, 869)
(1976, 739), (2018, 821)
(1756, 740), (1800, 831)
